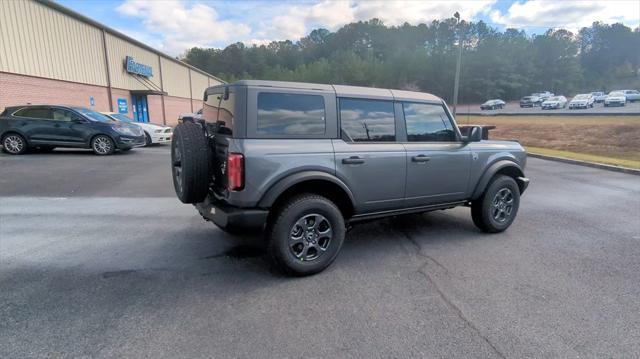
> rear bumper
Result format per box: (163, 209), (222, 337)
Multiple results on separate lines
(195, 197), (268, 229)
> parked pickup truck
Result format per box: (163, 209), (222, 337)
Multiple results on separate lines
(171, 80), (529, 275)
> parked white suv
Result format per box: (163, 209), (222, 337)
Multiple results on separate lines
(102, 112), (172, 145)
(604, 91), (627, 107)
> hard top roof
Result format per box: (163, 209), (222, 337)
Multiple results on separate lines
(211, 80), (442, 102)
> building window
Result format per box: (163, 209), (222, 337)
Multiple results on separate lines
(340, 98), (395, 142)
(257, 93), (325, 135)
(402, 102), (455, 142)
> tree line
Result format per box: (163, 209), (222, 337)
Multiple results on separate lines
(182, 19), (640, 103)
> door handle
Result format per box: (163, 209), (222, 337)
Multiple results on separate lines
(342, 156), (365, 165)
(411, 155), (431, 163)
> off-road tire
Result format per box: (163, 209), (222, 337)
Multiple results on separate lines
(471, 175), (520, 233)
(1, 133), (28, 155)
(267, 194), (346, 276)
(171, 122), (209, 204)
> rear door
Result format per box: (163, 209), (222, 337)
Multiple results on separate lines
(401, 102), (471, 206)
(11, 107), (55, 142)
(333, 98), (406, 213)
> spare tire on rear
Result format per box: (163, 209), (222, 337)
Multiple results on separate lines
(171, 122), (210, 203)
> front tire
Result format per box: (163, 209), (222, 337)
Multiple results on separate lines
(267, 194), (346, 276)
(91, 135), (115, 155)
(471, 175), (520, 233)
(144, 132), (152, 146)
(2, 133), (28, 155)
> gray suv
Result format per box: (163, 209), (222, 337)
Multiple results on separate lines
(171, 81), (529, 275)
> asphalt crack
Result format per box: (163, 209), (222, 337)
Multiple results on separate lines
(397, 227), (507, 359)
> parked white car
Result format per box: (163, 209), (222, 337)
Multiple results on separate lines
(618, 90), (640, 102)
(102, 112), (172, 145)
(568, 94), (595, 109)
(534, 91), (554, 100)
(590, 91), (607, 103)
(604, 91), (626, 107)
(541, 95), (567, 109)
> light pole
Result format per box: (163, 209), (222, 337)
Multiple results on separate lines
(452, 12), (463, 116)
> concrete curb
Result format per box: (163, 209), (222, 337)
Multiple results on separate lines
(527, 153), (640, 176)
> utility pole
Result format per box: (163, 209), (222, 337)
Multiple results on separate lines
(452, 12), (463, 116)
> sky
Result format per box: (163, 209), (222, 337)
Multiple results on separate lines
(56, 0), (640, 56)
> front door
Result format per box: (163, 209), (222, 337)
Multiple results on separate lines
(333, 98), (406, 214)
(401, 102), (471, 207)
(50, 108), (87, 144)
(131, 95), (149, 122)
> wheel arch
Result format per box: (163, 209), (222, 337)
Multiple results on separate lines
(472, 160), (525, 200)
(89, 133), (117, 149)
(259, 171), (356, 219)
(1, 130), (30, 145)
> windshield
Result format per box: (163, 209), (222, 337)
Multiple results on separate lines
(609, 91), (624, 96)
(574, 94), (589, 100)
(73, 107), (116, 123)
(107, 113), (134, 122)
(547, 97), (561, 101)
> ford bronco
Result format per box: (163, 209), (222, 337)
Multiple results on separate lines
(171, 80), (529, 275)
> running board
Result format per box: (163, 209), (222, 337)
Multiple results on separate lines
(349, 201), (467, 223)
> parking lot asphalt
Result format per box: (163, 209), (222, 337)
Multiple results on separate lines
(1, 146), (639, 358)
(457, 100), (640, 115)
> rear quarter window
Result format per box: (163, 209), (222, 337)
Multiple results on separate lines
(257, 92), (325, 136)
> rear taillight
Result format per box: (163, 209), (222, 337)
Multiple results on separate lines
(227, 153), (244, 191)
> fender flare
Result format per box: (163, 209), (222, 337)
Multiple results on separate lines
(258, 170), (356, 208)
(471, 160), (524, 200)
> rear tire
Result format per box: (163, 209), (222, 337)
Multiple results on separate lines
(471, 175), (520, 233)
(267, 194), (346, 276)
(2, 133), (27, 155)
(171, 122), (210, 204)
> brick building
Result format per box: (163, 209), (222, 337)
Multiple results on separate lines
(0, 0), (224, 126)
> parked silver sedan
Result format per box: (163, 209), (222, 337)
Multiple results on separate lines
(569, 94), (595, 109)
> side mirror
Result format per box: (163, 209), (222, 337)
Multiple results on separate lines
(464, 126), (482, 142)
(223, 86), (230, 100)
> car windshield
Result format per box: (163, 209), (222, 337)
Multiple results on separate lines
(592, 92), (603, 96)
(73, 107), (115, 122)
(107, 113), (134, 122)
(574, 94), (589, 100)
(547, 97), (561, 101)
(522, 96), (531, 100)
(609, 91), (624, 96)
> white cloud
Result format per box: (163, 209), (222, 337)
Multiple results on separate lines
(490, 0), (640, 32)
(352, 0), (496, 26)
(114, 0), (638, 55)
(116, 0), (251, 54)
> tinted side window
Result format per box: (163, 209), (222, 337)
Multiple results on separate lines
(52, 109), (73, 122)
(340, 99), (395, 142)
(403, 103), (455, 142)
(257, 93), (325, 135)
(14, 107), (52, 119)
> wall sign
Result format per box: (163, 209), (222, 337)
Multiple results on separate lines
(125, 56), (153, 77)
(117, 98), (128, 113)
